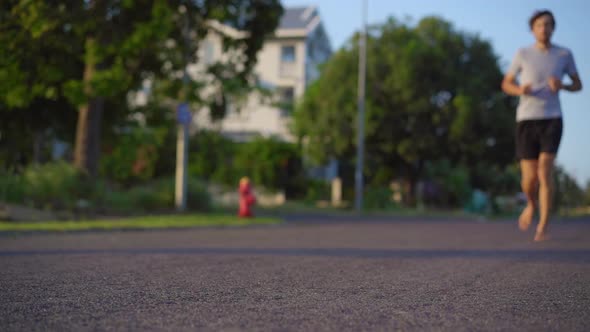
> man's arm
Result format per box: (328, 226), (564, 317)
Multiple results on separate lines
(564, 50), (583, 92)
(563, 73), (583, 92)
(502, 73), (531, 96)
(549, 74), (582, 93)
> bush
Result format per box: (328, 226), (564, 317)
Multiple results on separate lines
(190, 131), (306, 195)
(100, 127), (167, 185)
(364, 186), (396, 210)
(189, 130), (237, 187)
(129, 186), (166, 211)
(187, 177), (212, 212)
(102, 190), (136, 214)
(1, 160), (212, 215)
(472, 163), (520, 198)
(22, 161), (80, 209)
(0, 171), (25, 203)
(303, 179), (331, 203)
(102, 177), (211, 213)
(136, 103), (178, 178)
(234, 136), (304, 193)
(424, 159), (472, 207)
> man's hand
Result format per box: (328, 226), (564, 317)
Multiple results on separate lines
(548, 76), (562, 93)
(520, 83), (533, 95)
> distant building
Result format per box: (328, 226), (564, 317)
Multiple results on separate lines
(192, 6), (332, 142)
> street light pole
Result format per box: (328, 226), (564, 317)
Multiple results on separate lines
(355, 0), (367, 213)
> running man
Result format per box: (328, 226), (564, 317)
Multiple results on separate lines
(501, 9), (583, 241)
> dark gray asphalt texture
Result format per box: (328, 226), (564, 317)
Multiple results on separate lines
(1, 217), (590, 331)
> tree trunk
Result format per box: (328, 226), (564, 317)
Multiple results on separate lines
(33, 130), (43, 164)
(74, 96), (103, 175)
(74, 37), (103, 176)
(403, 177), (417, 207)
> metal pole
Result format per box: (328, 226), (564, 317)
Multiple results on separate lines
(175, 6), (190, 211)
(355, 0), (367, 213)
(175, 122), (188, 211)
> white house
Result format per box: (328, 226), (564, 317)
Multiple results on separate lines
(192, 6), (333, 142)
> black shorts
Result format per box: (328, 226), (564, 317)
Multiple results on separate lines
(516, 118), (563, 160)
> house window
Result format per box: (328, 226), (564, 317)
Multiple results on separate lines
(281, 45), (296, 63)
(280, 46), (297, 77)
(278, 87), (295, 117)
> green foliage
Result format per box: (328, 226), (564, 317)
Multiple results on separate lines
(113, 177), (210, 212)
(121, 102), (178, 178)
(364, 186), (397, 210)
(189, 131), (305, 193)
(100, 127), (167, 184)
(477, 163), (520, 196)
(189, 130), (238, 187)
(127, 186), (168, 211)
(1, 0), (283, 174)
(233, 136), (301, 193)
(2, 162), (211, 214)
(294, 16), (516, 206)
(0, 2), (81, 108)
(22, 161), (80, 209)
(101, 190), (136, 214)
(0, 158), (212, 214)
(187, 177), (213, 212)
(103, 177), (211, 213)
(424, 159), (472, 207)
(12, 161), (103, 210)
(0, 171), (26, 203)
(554, 166), (585, 209)
(302, 179), (331, 203)
(0, 214), (281, 232)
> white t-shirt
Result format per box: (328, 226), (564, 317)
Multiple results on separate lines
(507, 44), (578, 122)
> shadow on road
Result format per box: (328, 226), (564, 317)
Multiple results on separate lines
(2, 247), (589, 263)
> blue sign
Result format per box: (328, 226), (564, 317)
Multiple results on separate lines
(176, 103), (192, 124)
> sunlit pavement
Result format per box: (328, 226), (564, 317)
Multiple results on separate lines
(1, 217), (589, 331)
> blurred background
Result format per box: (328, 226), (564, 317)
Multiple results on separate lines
(1, 0), (588, 222)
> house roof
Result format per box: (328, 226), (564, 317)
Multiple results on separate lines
(207, 6), (326, 40)
(279, 6), (318, 30)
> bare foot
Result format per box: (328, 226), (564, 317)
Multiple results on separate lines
(534, 230), (550, 242)
(518, 205), (534, 231)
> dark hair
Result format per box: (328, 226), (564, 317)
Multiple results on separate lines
(529, 10), (556, 29)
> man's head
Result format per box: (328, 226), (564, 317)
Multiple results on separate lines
(529, 10), (555, 44)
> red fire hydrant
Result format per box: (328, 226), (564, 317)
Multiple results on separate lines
(238, 177), (256, 218)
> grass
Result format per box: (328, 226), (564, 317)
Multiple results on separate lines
(0, 214), (282, 232)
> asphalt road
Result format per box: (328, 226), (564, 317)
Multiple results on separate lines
(1, 217), (590, 331)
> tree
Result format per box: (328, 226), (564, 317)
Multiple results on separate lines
(294, 16), (517, 204)
(554, 166), (585, 210)
(0, 0), (283, 175)
(0, 1), (82, 167)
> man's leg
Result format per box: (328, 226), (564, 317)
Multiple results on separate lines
(535, 152), (556, 241)
(519, 159), (538, 231)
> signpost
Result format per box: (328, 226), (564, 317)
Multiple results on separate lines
(176, 5), (191, 212)
(175, 103), (190, 211)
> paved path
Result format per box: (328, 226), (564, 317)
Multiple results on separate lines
(1, 218), (590, 331)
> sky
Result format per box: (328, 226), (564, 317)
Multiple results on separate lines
(282, 0), (590, 187)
